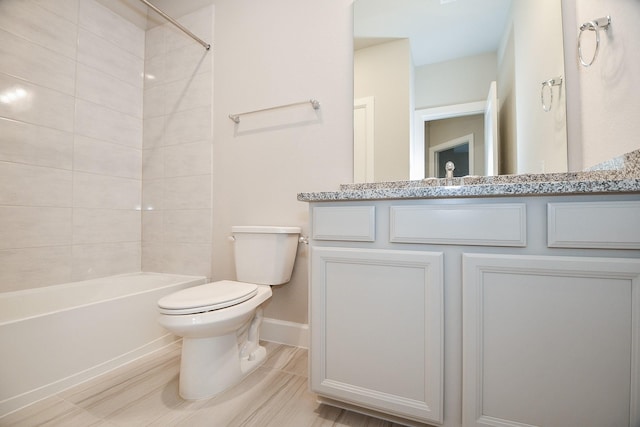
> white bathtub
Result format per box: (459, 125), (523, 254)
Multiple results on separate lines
(0, 272), (207, 417)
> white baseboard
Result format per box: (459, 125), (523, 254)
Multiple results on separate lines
(261, 317), (309, 349)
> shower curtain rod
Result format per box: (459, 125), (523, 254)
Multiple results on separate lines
(138, 0), (211, 50)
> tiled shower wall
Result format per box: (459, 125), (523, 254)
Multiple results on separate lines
(0, 0), (144, 293)
(0, 0), (214, 293)
(141, 6), (213, 279)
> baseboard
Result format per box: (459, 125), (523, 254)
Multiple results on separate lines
(261, 317), (309, 348)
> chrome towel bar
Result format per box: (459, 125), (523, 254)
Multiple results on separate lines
(229, 99), (320, 124)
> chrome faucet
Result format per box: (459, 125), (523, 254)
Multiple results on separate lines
(445, 161), (455, 180)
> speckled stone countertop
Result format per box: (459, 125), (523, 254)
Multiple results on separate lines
(298, 149), (640, 202)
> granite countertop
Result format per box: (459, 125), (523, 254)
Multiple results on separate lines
(298, 150), (640, 202)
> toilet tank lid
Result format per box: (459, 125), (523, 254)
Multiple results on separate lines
(231, 226), (300, 234)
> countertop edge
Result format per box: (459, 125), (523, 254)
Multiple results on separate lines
(297, 178), (640, 202)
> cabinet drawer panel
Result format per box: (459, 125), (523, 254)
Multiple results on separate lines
(312, 206), (375, 241)
(548, 201), (640, 249)
(390, 204), (526, 246)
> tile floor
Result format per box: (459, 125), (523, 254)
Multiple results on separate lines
(1, 342), (405, 426)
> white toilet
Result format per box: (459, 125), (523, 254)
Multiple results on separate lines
(157, 225), (301, 400)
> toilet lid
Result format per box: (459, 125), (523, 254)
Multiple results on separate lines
(158, 280), (258, 315)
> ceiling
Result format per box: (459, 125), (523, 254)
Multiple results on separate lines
(354, 0), (513, 67)
(102, 0), (511, 65)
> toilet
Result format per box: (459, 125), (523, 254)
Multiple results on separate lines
(157, 225), (301, 400)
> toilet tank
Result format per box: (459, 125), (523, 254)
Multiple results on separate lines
(231, 226), (301, 285)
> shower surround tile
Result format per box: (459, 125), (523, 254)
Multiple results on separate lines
(71, 242), (140, 281)
(142, 115), (165, 149)
(0, 74), (75, 133)
(74, 135), (142, 180)
(141, 242), (164, 273)
(144, 76), (212, 120)
(163, 175), (212, 210)
(73, 172), (141, 210)
(163, 209), (212, 244)
(163, 106), (212, 146)
(0, 118), (73, 169)
(78, 0), (144, 59)
(144, 24), (165, 60)
(163, 140), (212, 177)
(0, 162), (72, 207)
(0, 0), (78, 59)
(75, 63), (143, 119)
(0, 0), (145, 293)
(33, 0), (80, 24)
(142, 211), (163, 243)
(0, 28), (76, 95)
(142, 85), (165, 119)
(163, 43), (212, 83)
(75, 99), (142, 149)
(164, 73), (212, 115)
(143, 55), (164, 90)
(77, 28), (144, 89)
(142, 148), (164, 180)
(161, 243), (212, 277)
(141, 242), (212, 278)
(73, 208), (141, 245)
(0, 246), (72, 292)
(143, 106), (213, 148)
(163, 5), (213, 53)
(0, 206), (72, 249)
(141, 4), (213, 282)
(141, 178), (164, 211)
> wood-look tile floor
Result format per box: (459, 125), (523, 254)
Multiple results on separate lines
(1, 342), (405, 426)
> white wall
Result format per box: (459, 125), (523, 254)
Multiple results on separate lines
(415, 52), (497, 109)
(566, 0), (640, 169)
(355, 39), (412, 182)
(211, 0), (353, 324)
(0, 0), (144, 292)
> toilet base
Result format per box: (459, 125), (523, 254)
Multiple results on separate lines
(240, 345), (267, 377)
(178, 333), (267, 400)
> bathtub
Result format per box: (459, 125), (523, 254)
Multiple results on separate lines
(0, 272), (207, 417)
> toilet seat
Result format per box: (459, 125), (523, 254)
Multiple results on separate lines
(158, 280), (258, 315)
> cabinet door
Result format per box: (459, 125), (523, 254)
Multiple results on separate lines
(310, 247), (444, 424)
(463, 254), (640, 427)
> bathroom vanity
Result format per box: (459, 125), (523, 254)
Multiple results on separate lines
(298, 151), (640, 427)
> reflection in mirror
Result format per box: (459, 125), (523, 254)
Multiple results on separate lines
(353, 0), (568, 182)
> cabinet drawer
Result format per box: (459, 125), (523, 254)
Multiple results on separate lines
(312, 206), (375, 241)
(390, 204), (526, 246)
(548, 201), (640, 249)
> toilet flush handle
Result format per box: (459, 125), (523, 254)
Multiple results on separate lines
(299, 235), (309, 245)
(228, 235), (235, 242)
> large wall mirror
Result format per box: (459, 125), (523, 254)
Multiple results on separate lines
(353, 0), (569, 182)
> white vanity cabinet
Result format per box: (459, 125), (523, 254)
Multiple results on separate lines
(307, 194), (640, 427)
(310, 206), (445, 425)
(462, 253), (640, 427)
(461, 198), (640, 427)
